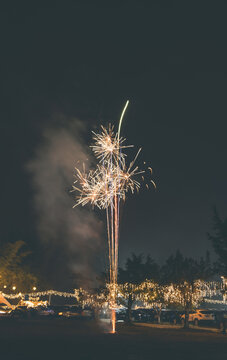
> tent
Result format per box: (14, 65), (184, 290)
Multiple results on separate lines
(0, 293), (13, 308)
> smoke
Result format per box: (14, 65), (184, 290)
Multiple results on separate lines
(27, 115), (104, 289)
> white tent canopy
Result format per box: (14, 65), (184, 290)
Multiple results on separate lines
(0, 293), (13, 308)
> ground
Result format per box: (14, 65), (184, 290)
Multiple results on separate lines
(0, 319), (227, 360)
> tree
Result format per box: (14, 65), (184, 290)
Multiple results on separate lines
(0, 241), (38, 293)
(160, 250), (212, 328)
(208, 207), (227, 275)
(118, 253), (159, 323)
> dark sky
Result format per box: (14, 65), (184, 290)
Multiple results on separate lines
(1, 2), (227, 287)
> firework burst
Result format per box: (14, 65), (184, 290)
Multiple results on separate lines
(72, 101), (155, 332)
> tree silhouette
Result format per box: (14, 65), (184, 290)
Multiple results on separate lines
(0, 241), (38, 293)
(160, 250), (212, 328)
(208, 207), (227, 275)
(118, 253), (159, 323)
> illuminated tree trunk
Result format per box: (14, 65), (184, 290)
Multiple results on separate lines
(126, 293), (133, 324)
(156, 308), (161, 324)
(184, 286), (192, 329)
(184, 305), (190, 329)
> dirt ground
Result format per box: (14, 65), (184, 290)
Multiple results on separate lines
(0, 318), (227, 360)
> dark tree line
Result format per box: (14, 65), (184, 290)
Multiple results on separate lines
(118, 207), (227, 327)
(118, 254), (159, 323)
(208, 206), (227, 275)
(1, 206), (226, 325)
(118, 251), (212, 327)
(0, 241), (38, 293)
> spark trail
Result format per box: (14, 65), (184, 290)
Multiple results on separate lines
(72, 101), (155, 332)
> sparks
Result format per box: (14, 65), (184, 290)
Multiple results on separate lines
(72, 101), (156, 332)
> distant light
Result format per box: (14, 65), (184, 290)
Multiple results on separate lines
(12, 286), (16, 290)
(3, 285), (7, 289)
(33, 287), (37, 291)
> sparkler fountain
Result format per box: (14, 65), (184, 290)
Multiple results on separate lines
(72, 101), (155, 333)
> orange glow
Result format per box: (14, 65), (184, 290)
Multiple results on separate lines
(111, 308), (116, 333)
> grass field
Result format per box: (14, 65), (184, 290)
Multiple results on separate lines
(0, 318), (227, 360)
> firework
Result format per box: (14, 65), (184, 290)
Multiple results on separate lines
(72, 101), (155, 332)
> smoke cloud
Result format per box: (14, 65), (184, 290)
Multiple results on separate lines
(27, 115), (104, 289)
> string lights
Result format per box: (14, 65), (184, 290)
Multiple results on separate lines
(1, 279), (226, 307)
(2, 290), (78, 300)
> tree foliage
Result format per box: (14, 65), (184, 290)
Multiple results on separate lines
(118, 253), (159, 322)
(161, 250), (212, 285)
(208, 207), (227, 275)
(160, 250), (212, 327)
(0, 241), (38, 293)
(118, 253), (159, 284)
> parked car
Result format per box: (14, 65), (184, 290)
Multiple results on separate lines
(10, 306), (30, 319)
(81, 307), (93, 319)
(0, 306), (12, 318)
(161, 310), (182, 324)
(46, 305), (68, 317)
(181, 309), (215, 325)
(116, 308), (126, 322)
(213, 311), (227, 330)
(36, 306), (55, 317)
(57, 305), (88, 319)
(131, 308), (155, 323)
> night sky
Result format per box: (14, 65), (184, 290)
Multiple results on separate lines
(1, 2), (227, 288)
